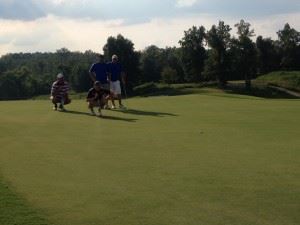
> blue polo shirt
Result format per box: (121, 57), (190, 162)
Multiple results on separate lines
(89, 63), (108, 84)
(107, 62), (123, 82)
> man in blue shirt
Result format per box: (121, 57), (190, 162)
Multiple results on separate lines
(89, 54), (109, 90)
(107, 54), (126, 109)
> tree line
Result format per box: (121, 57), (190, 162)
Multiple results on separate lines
(0, 20), (299, 99)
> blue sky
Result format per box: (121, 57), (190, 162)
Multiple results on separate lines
(0, 0), (299, 55)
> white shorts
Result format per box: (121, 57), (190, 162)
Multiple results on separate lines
(110, 80), (122, 95)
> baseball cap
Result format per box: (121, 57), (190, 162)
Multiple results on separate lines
(94, 81), (100, 86)
(112, 54), (118, 60)
(57, 73), (64, 79)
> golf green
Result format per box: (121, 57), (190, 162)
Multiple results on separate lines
(0, 93), (299, 225)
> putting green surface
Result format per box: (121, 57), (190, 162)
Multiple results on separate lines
(0, 93), (300, 225)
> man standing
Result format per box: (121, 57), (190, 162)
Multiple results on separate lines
(107, 54), (126, 109)
(50, 73), (71, 111)
(89, 54), (109, 90)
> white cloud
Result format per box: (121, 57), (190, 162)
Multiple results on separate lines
(0, 12), (299, 56)
(176, 0), (198, 7)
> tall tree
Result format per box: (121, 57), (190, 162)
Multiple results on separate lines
(179, 26), (207, 82)
(140, 45), (164, 83)
(234, 20), (257, 90)
(256, 36), (280, 74)
(277, 23), (300, 70)
(162, 47), (185, 83)
(204, 21), (232, 88)
(103, 34), (140, 91)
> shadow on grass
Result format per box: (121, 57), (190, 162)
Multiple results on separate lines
(100, 115), (137, 122)
(113, 108), (178, 117)
(61, 110), (91, 116)
(62, 110), (138, 122)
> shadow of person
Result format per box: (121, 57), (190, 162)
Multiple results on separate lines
(113, 108), (178, 117)
(61, 110), (137, 122)
(61, 110), (91, 116)
(100, 115), (137, 122)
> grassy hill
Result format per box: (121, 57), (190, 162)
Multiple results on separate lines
(256, 71), (300, 92)
(0, 93), (300, 225)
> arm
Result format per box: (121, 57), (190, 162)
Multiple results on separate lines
(50, 82), (57, 97)
(89, 64), (96, 82)
(89, 72), (96, 82)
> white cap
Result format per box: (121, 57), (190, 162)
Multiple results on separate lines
(112, 54), (118, 60)
(57, 73), (64, 79)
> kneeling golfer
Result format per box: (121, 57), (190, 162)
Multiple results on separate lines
(87, 81), (111, 117)
(50, 73), (71, 111)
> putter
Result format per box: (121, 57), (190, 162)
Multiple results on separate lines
(122, 83), (128, 110)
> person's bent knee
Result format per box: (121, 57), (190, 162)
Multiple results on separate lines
(52, 97), (60, 104)
(88, 100), (98, 108)
(64, 98), (71, 105)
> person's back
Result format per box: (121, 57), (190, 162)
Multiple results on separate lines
(50, 73), (71, 111)
(51, 79), (69, 98)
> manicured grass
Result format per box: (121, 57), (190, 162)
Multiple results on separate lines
(0, 177), (51, 225)
(0, 93), (300, 225)
(256, 71), (300, 91)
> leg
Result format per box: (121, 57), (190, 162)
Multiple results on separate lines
(52, 97), (60, 110)
(118, 94), (123, 107)
(88, 101), (96, 116)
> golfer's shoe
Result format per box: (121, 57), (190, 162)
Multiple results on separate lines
(104, 105), (110, 110)
(58, 106), (66, 112)
(111, 105), (116, 109)
(119, 104), (126, 110)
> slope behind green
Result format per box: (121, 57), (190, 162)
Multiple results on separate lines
(256, 71), (300, 91)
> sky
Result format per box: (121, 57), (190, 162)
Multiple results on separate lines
(0, 0), (299, 56)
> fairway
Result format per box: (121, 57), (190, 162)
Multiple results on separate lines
(0, 93), (300, 225)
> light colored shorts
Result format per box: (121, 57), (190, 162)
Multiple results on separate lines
(110, 80), (122, 95)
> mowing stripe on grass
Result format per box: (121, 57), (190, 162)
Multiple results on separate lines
(0, 176), (51, 225)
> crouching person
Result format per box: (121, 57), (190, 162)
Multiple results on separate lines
(50, 73), (71, 111)
(87, 81), (111, 117)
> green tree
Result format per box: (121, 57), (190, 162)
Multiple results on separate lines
(140, 45), (164, 83)
(204, 21), (232, 88)
(256, 36), (280, 74)
(70, 63), (92, 92)
(103, 34), (140, 91)
(179, 26), (207, 82)
(277, 23), (300, 70)
(161, 66), (179, 84)
(234, 20), (257, 90)
(162, 47), (185, 83)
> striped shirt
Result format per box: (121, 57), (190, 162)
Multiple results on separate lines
(51, 80), (70, 98)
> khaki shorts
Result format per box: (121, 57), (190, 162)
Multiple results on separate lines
(110, 80), (121, 95)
